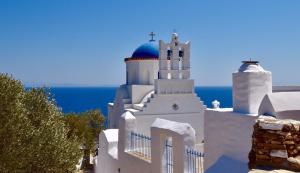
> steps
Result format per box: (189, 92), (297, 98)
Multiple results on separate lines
(133, 103), (144, 111)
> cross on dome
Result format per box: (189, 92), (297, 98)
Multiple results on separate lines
(149, 32), (155, 42)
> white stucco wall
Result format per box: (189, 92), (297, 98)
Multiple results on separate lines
(135, 113), (204, 145)
(126, 60), (159, 85)
(233, 62), (272, 115)
(108, 84), (155, 129)
(127, 85), (154, 104)
(204, 108), (257, 173)
(136, 93), (204, 115)
(258, 92), (300, 120)
(118, 152), (151, 173)
(108, 86), (127, 128)
(155, 79), (194, 94)
(151, 118), (196, 173)
(133, 93), (205, 144)
(117, 112), (152, 173)
(96, 129), (119, 173)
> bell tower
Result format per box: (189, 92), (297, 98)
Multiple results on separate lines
(155, 33), (194, 94)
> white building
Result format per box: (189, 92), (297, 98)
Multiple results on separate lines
(95, 33), (206, 173)
(108, 33), (205, 144)
(205, 60), (300, 173)
(95, 33), (300, 173)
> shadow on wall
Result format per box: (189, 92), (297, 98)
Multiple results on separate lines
(205, 156), (248, 173)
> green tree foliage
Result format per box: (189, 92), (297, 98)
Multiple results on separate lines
(64, 110), (105, 154)
(0, 74), (81, 173)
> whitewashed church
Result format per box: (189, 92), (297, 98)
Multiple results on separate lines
(108, 32), (205, 144)
(94, 33), (300, 173)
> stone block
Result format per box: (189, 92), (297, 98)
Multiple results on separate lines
(271, 157), (286, 165)
(270, 150), (288, 158)
(263, 143), (286, 150)
(284, 141), (295, 145)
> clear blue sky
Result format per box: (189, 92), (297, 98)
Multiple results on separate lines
(0, 0), (299, 86)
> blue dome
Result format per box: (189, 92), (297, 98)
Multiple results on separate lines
(132, 42), (159, 58)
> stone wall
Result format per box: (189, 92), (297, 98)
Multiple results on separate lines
(249, 116), (300, 171)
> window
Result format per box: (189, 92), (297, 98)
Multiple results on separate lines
(167, 50), (172, 57)
(179, 50), (184, 57)
(179, 57), (182, 70)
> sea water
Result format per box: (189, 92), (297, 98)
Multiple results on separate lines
(49, 87), (232, 117)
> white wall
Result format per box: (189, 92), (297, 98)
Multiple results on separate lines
(204, 108), (257, 173)
(276, 110), (300, 120)
(233, 71), (272, 114)
(116, 112), (152, 173)
(133, 93), (205, 144)
(258, 92), (300, 120)
(118, 152), (151, 173)
(151, 118), (196, 173)
(136, 93), (204, 115)
(134, 113), (203, 145)
(127, 85), (154, 104)
(155, 79), (194, 94)
(96, 130), (119, 173)
(126, 60), (159, 85)
(108, 86), (127, 128)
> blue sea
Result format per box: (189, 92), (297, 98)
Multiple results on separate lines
(49, 87), (232, 116)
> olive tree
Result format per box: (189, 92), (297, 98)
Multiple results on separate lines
(0, 74), (81, 173)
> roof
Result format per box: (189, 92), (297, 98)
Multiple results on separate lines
(238, 62), (266, 72)
(132, 42), (159, 58)
(125, 42), (159, 62)
(258, 92), (300, 116)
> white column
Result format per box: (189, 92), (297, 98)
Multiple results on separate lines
(233, 62), (272, 114)
(118, 111), (136, 152)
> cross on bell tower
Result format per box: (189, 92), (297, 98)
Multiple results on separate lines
(149, 32), (155, 42)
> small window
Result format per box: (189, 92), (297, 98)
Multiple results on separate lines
(175, 42), (178, 46)
(167, 50), (172, 57)
(179, 50), (184, 57)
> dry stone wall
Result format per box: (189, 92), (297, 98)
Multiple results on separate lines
(249, 116), (300, 171)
